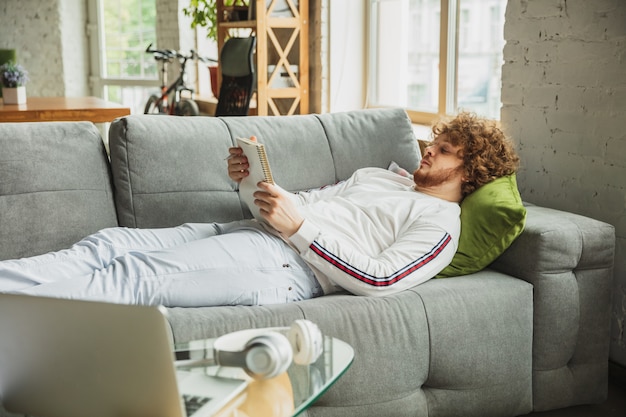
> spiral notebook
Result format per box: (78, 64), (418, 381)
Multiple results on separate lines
(237, 137), (275, 221)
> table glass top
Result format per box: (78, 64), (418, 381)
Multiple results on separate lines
(174, 335), (354, 417)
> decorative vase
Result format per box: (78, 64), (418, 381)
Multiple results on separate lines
(2, 86), (26, 104)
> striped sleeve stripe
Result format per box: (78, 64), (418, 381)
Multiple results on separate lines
(309, 233), (453, 287)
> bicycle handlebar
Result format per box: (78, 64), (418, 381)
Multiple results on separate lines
(197, 54), (218, 64)
(145, 43), (217, 63)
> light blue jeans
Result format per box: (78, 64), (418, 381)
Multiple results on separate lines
(0, 221), (323, 307)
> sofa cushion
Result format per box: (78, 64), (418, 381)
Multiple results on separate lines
(415, 273), (533, 416)
(437, 174), (526, 277)
(165, 273), (533, 417)
(109, 108), (421, 228)
(109, 115), (242, 228)
(316, 108), (421, 179)
(0, 122), (118, 260)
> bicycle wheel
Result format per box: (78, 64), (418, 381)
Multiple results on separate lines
(176, 98), (200, 116)
(144, 94), (163, 114)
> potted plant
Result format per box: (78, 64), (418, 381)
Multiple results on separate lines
(182, 0), (249, 97)
(183, 0), (249, 39)
(0, 61), (29, 105)
(183, 0), (219, 43)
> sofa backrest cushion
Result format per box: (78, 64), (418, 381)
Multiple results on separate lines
(109, 108), (420, 228)
(0, 122), (118, 260)
(109, 115), (239, 228)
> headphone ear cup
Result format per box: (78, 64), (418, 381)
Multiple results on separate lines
(288, 320), (323, 365)
(244, 331), (293, 380)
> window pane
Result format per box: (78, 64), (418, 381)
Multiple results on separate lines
(456, 0), (506, 119)
(102, 0), (157, 79)
(369, 0), (507, 120)
(371, 0), (440, 113)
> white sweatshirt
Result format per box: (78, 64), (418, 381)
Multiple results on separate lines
(283, 167), (460, 297)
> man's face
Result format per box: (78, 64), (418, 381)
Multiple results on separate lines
(413, 136), (465, 189)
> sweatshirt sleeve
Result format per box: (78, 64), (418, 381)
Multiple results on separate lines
(291, 171), (361, 206)
(287, 218), (457, 297)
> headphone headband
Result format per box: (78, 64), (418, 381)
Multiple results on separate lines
(212, 320), (323, 380)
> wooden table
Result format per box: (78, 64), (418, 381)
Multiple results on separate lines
(0, 96), (131, 123)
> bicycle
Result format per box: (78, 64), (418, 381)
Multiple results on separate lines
(144, 43), (215, 116)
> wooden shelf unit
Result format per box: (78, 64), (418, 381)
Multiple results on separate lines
(216, 0), (309, 116)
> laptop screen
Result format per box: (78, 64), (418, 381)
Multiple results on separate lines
(0, 294), (246, 417)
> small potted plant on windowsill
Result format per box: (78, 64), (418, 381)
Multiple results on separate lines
(182, 0), (249, 98)
(0, 61), (29, 105)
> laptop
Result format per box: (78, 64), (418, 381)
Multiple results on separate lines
(0, 294), (248, 417)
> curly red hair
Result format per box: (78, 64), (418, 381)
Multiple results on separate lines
(431, 112), (520, 198)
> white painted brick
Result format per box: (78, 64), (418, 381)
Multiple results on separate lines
(544, 60), (608, 87)
(502, 40), (523, 63)
(523, 41), (559, 63)
(552, 89), (584, 112)
(0, 0), (66, 96)
(550, 128), (601, 159)
(585, 109), (626, 142)
(499, 83), (524, 105)
(502, 61), (546, 85)
(523, 85), (561, 109)
(607, 136), (626, 168)
(554, 39), (619, 66)
(566, 0), (626, 39)
(503, 0), (626, 365)
(526, 0), (565, 18)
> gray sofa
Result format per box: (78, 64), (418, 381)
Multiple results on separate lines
(0, 108), (615, 417)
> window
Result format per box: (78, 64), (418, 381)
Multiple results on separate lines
(368, 0), (506, 124)
(88, 0), (158, 114)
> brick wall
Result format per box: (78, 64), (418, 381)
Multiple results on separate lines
(501, 0), (626, 366)
(0, 0), (89, 97)
(59, 0), (89, 97)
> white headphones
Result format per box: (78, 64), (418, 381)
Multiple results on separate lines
(213, 319), (323, 380)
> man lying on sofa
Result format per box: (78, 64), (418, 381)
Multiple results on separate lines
(0, 112), (519, 307)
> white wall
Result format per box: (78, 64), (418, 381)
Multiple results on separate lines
(501, 0), (626, 367)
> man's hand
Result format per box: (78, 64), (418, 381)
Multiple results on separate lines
(227, 135), (256, 183)
(254, 182), (304, 237)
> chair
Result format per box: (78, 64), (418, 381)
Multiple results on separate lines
(215, 36), (256, 117)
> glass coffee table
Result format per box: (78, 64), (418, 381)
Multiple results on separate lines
(174, 335), (354, 417)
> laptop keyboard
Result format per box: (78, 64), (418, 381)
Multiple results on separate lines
(183, 394), (212, 416)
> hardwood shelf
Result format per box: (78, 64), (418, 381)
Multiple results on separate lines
(216, 0), (309, 116)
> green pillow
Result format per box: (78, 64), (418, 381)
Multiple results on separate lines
(437, 173), (526, 278)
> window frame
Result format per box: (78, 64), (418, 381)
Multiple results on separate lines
(87, 0), (159, 110)
(367, 0), (461, 125)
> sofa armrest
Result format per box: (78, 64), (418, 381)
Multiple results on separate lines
(490, 204), (615, 411)
(492, 204), (615, 278)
